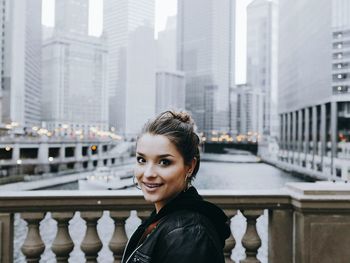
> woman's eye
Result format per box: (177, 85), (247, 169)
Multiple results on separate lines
(136, 156), (145, 164)
(159, 159), (171, 166)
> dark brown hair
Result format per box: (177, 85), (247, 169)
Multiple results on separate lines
(139, 110), (200, 180)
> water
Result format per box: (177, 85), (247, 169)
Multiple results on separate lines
(14, 161), (304, 262)
(194, 162), (304, 190)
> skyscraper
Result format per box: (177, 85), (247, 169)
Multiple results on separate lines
(157, 16), (177, 71)
(41, 0), (108, 135)
(233, 84), (263, 140)
(278, 0), (350, 180)
(156, 71), (185, 114)
(0, 0), (6, 123)
(246, 0), (278, 137)
(55, 0), (89, 35)
(155, 16), (186, 115)
(177, 0), (235, 134)
(2, 0), (42, 128)
(104, 0), (156, 136)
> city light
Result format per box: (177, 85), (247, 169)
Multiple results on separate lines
(91, 145), (97, 151)
(5, 146), (11, 151)
(48, 157), (54, 162)
(17, 159), (22, 165)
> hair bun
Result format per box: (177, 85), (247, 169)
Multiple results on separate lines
(173, 111), (193, 124)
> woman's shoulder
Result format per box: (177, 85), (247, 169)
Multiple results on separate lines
(151, 210), (225, 262)
(158, 209), (221, 242)
(132, 209), (226, 263)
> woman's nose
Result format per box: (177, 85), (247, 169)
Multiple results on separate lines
(144, 163), (156, 177)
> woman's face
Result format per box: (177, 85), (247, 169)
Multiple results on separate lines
(135, 133), (193, 212)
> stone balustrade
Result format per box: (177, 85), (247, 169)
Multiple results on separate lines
(0, 182), (350, 263)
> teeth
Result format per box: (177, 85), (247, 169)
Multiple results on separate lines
(145, 183), (161, 188)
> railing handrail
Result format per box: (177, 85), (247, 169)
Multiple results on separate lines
(1, 187), (350, 212)
(0, 189), (291, 213)
(0, 190), (291, 212)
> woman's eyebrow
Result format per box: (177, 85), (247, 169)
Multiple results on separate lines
(136, 152), (174, 158)
(158, 154), (174, 158)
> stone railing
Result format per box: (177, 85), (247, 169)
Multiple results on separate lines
(0, 182), (350, 263)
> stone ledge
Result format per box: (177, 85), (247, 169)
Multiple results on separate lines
(286, 182), (350, 196)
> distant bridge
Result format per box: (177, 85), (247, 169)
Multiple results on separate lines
(202, 142), (258, 154)
(0, 137), (133, 179)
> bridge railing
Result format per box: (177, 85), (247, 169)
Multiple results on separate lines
(0, 182), (349, 263)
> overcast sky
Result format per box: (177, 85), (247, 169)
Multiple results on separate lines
(42, 0), (253, 84)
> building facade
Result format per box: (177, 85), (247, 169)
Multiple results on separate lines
(156, 71), (185, 114)
(156, 16), (177, 71)
(0, 0), (5, 124)
(41, 0), (108, 136)
(278, 0), (350, 180)
(2, 0), (42, 128)
(104, 0), (156, 136)
(177, 0), (235, 135)
(247, 0), (278, 138)
(231, 84), (263, 142)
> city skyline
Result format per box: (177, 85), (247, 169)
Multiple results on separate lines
(42, 0), (109, 135)
(42, 0), (253, 84)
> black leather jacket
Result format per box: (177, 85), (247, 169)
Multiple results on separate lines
(121, 187), (231, 263)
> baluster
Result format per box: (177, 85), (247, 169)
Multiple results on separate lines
(0, 213), (14, 263)
(108, 211), (129, 262)
(80, 211), (103, 263)
(21, 212), (46, 263)
(224, 210), (237, 263)
(51, 212), (74, 263)
(240, 210), (263, 263)
(137, 210), (152, 223)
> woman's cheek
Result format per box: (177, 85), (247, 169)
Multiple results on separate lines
(134, 166), (143, 179)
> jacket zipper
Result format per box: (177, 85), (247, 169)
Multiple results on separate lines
(123, 243), (144, 263)
(122, 215), (168, 262)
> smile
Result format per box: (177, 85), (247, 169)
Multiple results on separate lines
(143, 182), (163, 189)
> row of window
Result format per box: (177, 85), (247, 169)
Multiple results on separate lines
(333, 73), (348, 80)
(333, 85), (349, 94)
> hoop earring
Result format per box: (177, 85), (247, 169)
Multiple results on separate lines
(133, 175), (141, 190)
(184, 173), (192, 191)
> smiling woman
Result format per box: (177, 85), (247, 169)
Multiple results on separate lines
(121, 111), (230, 263)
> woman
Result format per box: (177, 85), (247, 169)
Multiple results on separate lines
(121, 111), (231, 263)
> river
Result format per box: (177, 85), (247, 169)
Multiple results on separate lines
(14, 160), (305, 263)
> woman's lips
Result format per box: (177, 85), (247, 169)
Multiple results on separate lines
(143, 182), (163, 189)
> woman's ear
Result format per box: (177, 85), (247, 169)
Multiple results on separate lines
(188, 157), (197, 175)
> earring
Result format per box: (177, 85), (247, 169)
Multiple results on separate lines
(184, 172), (192, 191)
(133, 175), (141, 190)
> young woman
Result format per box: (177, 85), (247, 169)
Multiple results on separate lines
(121, 111), (231, 263)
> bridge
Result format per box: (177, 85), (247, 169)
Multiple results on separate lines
(0, 136), (133, 182)
(203, 141), (258, 154)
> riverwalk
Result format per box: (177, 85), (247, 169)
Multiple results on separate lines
(0, 172), (87, 191)
(0, 163), (134, 191)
